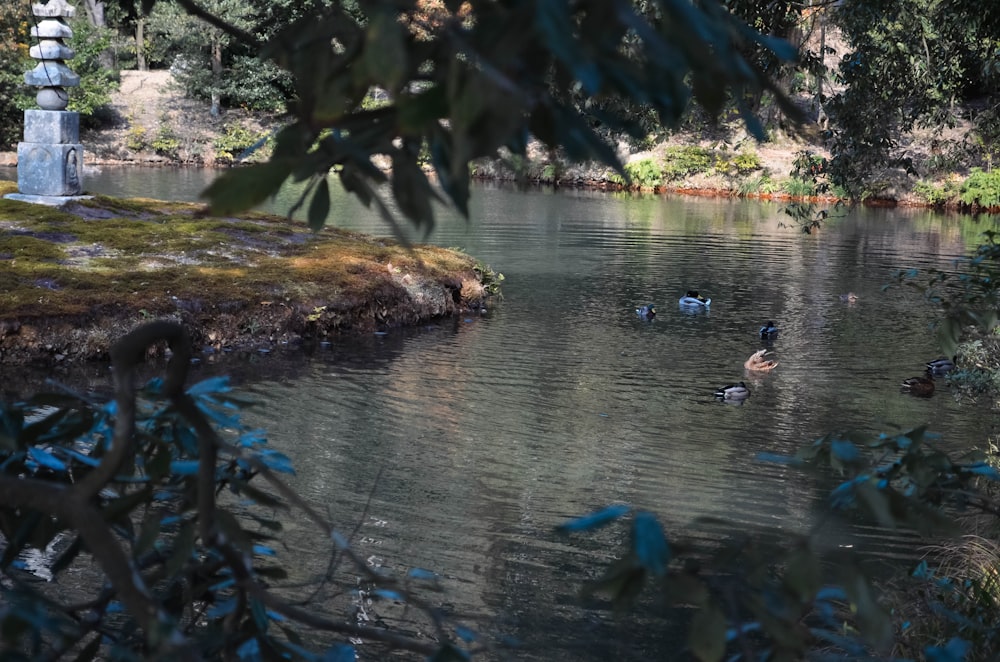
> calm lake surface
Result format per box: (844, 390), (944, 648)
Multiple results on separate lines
(5, 165), (1000, 659)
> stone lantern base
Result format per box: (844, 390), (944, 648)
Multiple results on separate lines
(16, 109), (82, 196)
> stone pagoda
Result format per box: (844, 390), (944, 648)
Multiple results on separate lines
(5, 0), (87, 205)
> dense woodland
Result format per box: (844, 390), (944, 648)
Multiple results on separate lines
(2, 1), (1000, 660)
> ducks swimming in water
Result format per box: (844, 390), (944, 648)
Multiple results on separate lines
(839, 292), (859, 303)
(679, 290), (711, 307)
(926, 356), (956, 375)
(759, 321), (779, 340)
(901, 376), (935, 397)
(715, 381), (750, 400)
(744, 349), (778, 372)
(635, 304), (656, 320)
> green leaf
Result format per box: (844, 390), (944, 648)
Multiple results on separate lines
(201, 160), (295, 215)
(391, 154), (438, 234)
(843, 565), (893, 651)
(937, 316), (961, 358)
(855, 481), (896, 529)
(50, 535), (83, 575)
(165, 521), (196, 579)
(581, 556), (647, 610)
(71, 633), (103, 662)
(783, 544), (822, 603)
(0, 511), (43, 569)
(230, 479), (287, 510)
(308, 177), (331, 231)
(360, 9), (408, 94)
(134, 516), (161, 558)
(689, 603), (727, 662)
(215, 508), (254, 555)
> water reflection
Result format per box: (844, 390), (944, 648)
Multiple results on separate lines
(5, 166), (1000, 659)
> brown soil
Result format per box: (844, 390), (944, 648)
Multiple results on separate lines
(84, 70), (275, 166)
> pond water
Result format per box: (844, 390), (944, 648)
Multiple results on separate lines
(4, 165), (1000, 659)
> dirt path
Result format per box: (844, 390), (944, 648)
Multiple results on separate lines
(84, 70), (263, 165)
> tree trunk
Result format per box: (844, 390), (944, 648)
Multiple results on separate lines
(210, 37), (223, 117)
(81, 0), (106, 28)
(136, 17), (146, 71)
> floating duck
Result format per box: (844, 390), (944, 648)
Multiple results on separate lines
(839, 292), (859, 303)
(635, 304), (656, 320)
(901, 376), (935, 397)
(759, 321), (779, 340)
(926, 357), (956, 375)
(744, 349), (778, 372)
(714, 381), (750, 400)
(679, 290), (711, 307)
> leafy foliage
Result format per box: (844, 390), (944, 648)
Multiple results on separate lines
(183, 0), (798, 234)
(0, 4), (32, 150)
(213, 121), (269, 162)
(894, 230), (1000, 357)
(151, 124), (180, 157)
(563, 423), (1000, 660)
(65, 16), (119, 127)
(0, 323), (483, 659)
(826, 0), (1000, 192)
(959, 169), (1000, 210)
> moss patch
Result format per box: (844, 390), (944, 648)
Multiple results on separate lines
(0, 195), (492, 365)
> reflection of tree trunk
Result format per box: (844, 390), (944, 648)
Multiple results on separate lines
(210, 37), (222, 117)
(136, 17), (146, 71)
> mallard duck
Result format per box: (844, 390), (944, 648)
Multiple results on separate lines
(901, 376), (935, 397)
(744, 349), (778, 372)
(635, 304), (656, 320)
(679, 290), (711, 306)
(759, 321), (779, 340)
(714, 381), (750, 400)
(926, 356), (956, 375)
(839, 292), (859, 303)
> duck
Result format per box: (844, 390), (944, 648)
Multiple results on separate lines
(901, 376), (935, 397)
(635, 304), (656, 320)
(714, 381), (750, 400)
(926, 356), (956, 375)
(744, 349), (778, 372)
(759, 321), (779, 340)
(839, 292), (859, 303)
(679, 290), (711, 307)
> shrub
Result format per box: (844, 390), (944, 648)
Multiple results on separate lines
(914, 179), (958, 207)
(737, 173), (776, 196)
(717, 150), (763, 177)
(960, 168), (1000, 209)
(213, 122), (266, 162)
(65, 16), (118, 129)
(623, 158), (665, 188)
(661, 145), (713, 180)
(783, 177), (818, 197)
(151, 125), (180, 157)
(125, 124), (148, 152)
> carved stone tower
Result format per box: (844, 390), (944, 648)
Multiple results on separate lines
(6, 0), (86, 204)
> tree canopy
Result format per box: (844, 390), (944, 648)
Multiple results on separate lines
(168, 0), (800, 233)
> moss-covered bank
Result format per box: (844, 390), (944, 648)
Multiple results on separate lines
(0, 180), (494, 366)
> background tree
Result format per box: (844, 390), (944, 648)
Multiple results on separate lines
(826, 0), (1000, 192)
(0, 3), (32, 150)
(180, 0), (798, 233)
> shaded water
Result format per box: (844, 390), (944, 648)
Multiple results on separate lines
(5, 166), (1000, 658)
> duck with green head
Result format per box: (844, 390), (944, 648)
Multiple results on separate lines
(714, 381), (750, 400)
(636, 304), (656, 320)
(679, 290), (711, 307)
(926, 356), (956, 375)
